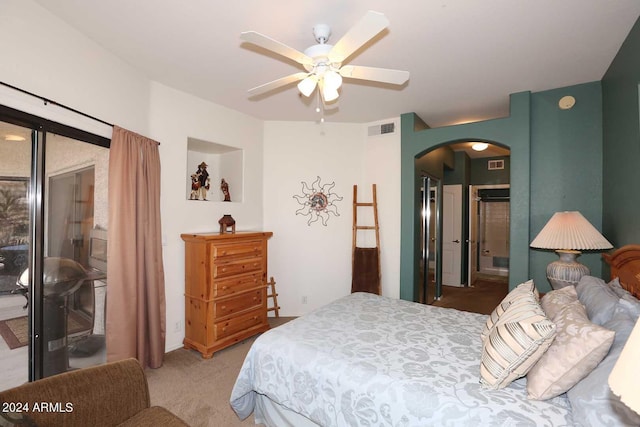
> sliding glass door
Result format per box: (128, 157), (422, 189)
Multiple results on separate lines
(0, 121), (31, 390)
(0, 107), (109, 391)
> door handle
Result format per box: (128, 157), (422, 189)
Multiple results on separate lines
(452, 239), (460, 243)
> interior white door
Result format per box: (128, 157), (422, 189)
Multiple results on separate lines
(442, 184), (462, 286)
(468, 186), (479, 286)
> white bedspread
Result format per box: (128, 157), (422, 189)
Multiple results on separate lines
(230, 292), (573, 426)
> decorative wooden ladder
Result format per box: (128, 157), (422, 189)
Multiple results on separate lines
(266, 276), (280, 318)
(351, 184), (381, 295)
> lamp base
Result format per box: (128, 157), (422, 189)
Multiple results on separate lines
(546, 250), (590, 290)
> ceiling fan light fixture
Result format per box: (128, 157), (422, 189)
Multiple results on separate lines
(241, 11), (410, 117)
(322, 85), (339, 102)
(323, 70), (343, 91)
(298, 75), (318, 97)
(472, 142), (489, 151)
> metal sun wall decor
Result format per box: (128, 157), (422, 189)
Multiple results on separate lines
(293, 176), (343, 226)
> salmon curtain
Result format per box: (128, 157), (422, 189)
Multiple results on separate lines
(106, 126), (166, 369)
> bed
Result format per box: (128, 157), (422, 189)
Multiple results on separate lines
(230, 245), (640, 426)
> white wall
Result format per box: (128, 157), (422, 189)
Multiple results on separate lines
(363, 118), (402, 300)
(147, 82), (264, 350)
(263, 120), (401, 316)
(0, 0), (150, 136)
(263, 121), (364, 315)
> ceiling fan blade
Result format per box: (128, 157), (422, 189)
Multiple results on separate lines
(339, 65), (409, 85)
(241, 31), (313, 66)
(328, 11), (389, 64)
(247, 72), (309, 96)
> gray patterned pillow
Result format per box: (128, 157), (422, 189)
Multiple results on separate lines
(526, 300), (614, 400)
(481, 280), (538, 342)
(480, 291), (556, 390)
(567, 305), (640, 426)
(608, 277), (640, 314)
(540, 286), (578, 319)
(576, 275), (620, 325)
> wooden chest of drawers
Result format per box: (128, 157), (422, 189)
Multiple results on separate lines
(180, 231), (273, 358)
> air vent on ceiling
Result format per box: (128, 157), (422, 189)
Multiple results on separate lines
(368, 122), (395, 136)
(488, 159), (505, 170)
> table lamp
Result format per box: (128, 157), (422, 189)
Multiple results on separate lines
(530, 211), (612, 289)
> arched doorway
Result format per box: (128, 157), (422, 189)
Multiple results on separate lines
(415, 140), (510, 308)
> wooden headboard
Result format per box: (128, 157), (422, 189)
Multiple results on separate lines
(602, 244), (640, 299)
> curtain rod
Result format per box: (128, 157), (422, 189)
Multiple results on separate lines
(1, 80), (114, 128)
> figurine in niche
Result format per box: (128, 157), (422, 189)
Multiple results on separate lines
(221, 178), (231, 202)
(189, 174), (200, 200)
(196, 162), (210, 200)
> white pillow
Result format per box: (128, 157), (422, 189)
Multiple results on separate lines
(526, 301), (614, 400)
(481, 280), (538, 342)
(480, 291), (556, 390)
(540, 286), (578, 319)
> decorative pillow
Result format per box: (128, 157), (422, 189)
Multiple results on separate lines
(618, 298), (640, 320)
(567, 305), (640, 426)
(576, 275), (620, 325)
(481, 280), (538, 341)
(479, 291), (556, 390)
(609, 277), (640, 306)
(526, 301), (614, 400)
(540, 286), (578, 319)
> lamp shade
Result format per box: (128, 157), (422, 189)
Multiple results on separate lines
(530, 211), (612, 250)
(609, 318), (640, 415)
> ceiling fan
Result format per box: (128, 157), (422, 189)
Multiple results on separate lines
(240, 10), (410, 104)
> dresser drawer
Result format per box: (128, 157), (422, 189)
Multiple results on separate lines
(214, 307), (266, 339)
(213, 257), (262, 278)
(213, 289), (264, 319)
(215, 272), (262, 297)
(212, 241), (263, 259)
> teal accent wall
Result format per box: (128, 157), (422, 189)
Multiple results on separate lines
(400, 82), (607, 300)
(443, 151), (470, 185)
(470, 156), (510, 184)
(529, 82), (604, 292)
(400, 92), (531, 301)
(602, 17), (640, 247)
(415, 146), (454, 180)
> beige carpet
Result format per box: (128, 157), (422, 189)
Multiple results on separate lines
(145, 317), (294, 427)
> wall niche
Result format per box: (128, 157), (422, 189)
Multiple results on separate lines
(186, 137), (243, 203)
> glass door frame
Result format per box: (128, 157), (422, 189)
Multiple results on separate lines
(0, 104), (109, 381)
(421, 173), (442, 304)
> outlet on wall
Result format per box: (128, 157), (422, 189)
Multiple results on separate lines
(174, 320), (183, 332)
(301, 296), (308, 304)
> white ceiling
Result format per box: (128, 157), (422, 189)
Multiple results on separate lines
(32, 0), (640, 127)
